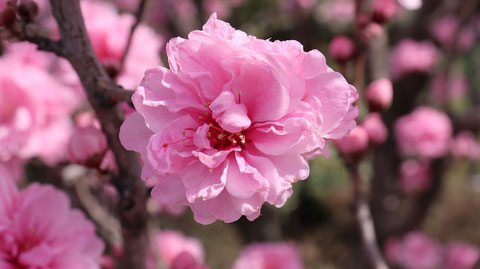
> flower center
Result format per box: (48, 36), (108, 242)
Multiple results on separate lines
(206, 121), (246, 151)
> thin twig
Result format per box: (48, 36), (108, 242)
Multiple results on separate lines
(74, 176), (123, 248)
(349, 164), (390, 269)
(119, 0), (147, 70)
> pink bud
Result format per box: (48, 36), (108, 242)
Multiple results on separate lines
(362, 113), (388, 145)
(334, 126), (369, 156)
(68, 126), (108, 168)
(361, 22), (384, 42)
(171, 252), (197, 269)
(329, 35), (355, 64)
(372, 0), (397, 24)
(366, 78), (393, 112)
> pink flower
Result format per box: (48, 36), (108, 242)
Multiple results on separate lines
(451, 131), (480, 160)
(366, 78), (393, 112)
(68, 127), (108, 168)
(0, 42), (79, 166)
(372, 0), (398, 23)
(430, 75), (468, 104)
(390, 39), (438, 79)
(81, 0), (164, 89)
(120, 14), (358, 224)
(0, 178), (104, 268)
(151, 230), (204, 267)
(232, 242), (303, 269)
(334, 126), (369, 155)
(399, 159), (432, 193)
(430, 15), (477, 52)
(385, 232), (443, 269)
(394, 107), (452, 158)
(362, 113), (388, 145)
(444, 242), (480, 269)
(329, 35), (355, 64)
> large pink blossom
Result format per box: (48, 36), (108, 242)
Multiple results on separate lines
(0, 176), (104, 268)
(394, 107), (452, 159)
(390, 39), (438, 79)
(232, 242), (303, 269)
(0, 42), (79, 168)
(120, 14), (358, 224)
(81, 0), (164, 89)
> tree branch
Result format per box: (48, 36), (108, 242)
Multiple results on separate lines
(348, 164), (390, 269)
(119, 0), (147, 70)
(19, 23), (64, 56)
(47, 1), (147, 268)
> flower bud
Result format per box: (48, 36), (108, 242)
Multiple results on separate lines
(366, 78), (393, 112)
(329, 35), (355, 64)
(171, 252), (197, 269)
(334, 126), (369, 158)
(68, 126), (108, 168)
(362, 113), (388, 145)
(372, 0), (397, 24)
(361, 22), (384, 42)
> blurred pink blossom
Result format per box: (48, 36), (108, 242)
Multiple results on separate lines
(430, 74), (468, 104)
(366, 78), (393, 112)
(372, 0), (398, 24)
(151, 230), (205, 267)
(390, 39), (438, 79)
(68, 126), (108, 168)
(0, 42), (79, 167)
(232, 242), (303, 269)
(0, 178), (104, 268)
(399, 159), (432, 193)
(396, 0), (422, 10)
(362, 113), (388, 145)
(385, 232), (443, 269)
(444, 242), (480, 269)
(394, 107), (452, 158)
(451, 131), (480, 160)
(204, 0), (231, 19)
(329, 35), (355, 64)
(81, 0), (164, 89)
(430, 15), (477, 52)
(334, 126), (369, 156)
(318, 0), (354, 25)
(120, 14), (358, 224)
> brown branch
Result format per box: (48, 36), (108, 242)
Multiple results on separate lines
(47, 1), (147, 268)
(348, 164), (390, 269)
(74, 176), (123, 248)
(19, 23), (63, 56)
(119, 0), (147, 70)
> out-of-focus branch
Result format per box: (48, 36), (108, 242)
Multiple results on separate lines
(348, 164), (390, 269)
(74, 177), (123, 249)
(19, 24), (64, 56)
(47, 0), (147, 268)
(119, 0), (147, 69)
